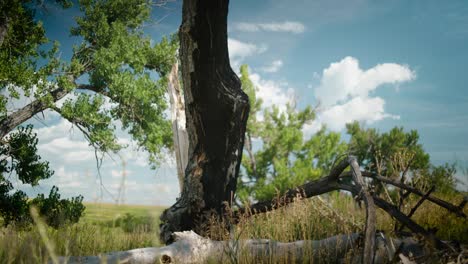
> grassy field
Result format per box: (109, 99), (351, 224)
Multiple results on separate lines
(82, 202), (165, 223)
(0, 202), (166, 263)
(0, 193), (466, 263)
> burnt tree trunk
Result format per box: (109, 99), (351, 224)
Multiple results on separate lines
(159, 0), (250, 244)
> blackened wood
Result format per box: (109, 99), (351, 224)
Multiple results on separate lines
(159, 0), (250, 244)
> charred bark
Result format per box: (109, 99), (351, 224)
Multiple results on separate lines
(159, 0), (250, 244)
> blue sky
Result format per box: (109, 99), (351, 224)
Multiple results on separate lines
(16, 0), (468, 205)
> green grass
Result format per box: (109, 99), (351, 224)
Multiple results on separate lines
(81, 202), (165, 223)
(0, 202), (167, 264)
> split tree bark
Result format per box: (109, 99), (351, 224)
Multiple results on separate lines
(159, 0), (250, 244)
(167, 62), (189, 192)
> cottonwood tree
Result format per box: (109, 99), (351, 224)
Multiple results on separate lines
(159, 0), (250, 244)
(0, 0), (177, 225)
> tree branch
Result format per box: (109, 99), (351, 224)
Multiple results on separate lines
(0, 88), (70, 138)
(235, 158), (349, 219)
(398, 186), (435, 232)
(361, 172), (466, 218)
(348, 156), (376, 264)
(337, 183), (446, 250)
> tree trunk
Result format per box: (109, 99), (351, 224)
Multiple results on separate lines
(159, 0), (250, 244)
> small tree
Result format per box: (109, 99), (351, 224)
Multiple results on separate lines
(346, 122), (459, 196)
(237, 65), (347, 201)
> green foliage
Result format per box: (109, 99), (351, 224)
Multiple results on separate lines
(0, 125), (53, 185)
(59, 94), (120, 152)
(103, 213), (157, 233)
(238, 65), (458, 201)
(0, 183), (85, 228)
(0, 127), (85, 228)
(237, 65), (347, 201)
(413, 163), (459, 194)
(346, 121), (430, 177)
(31, 186), (85, 228)
(346, 122), (458, 194)
(69, 0), (178, 165)
(2, 0), (178, 165)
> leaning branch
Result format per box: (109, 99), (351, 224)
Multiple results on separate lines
(235, 158), (349, 219)
(348, 156), (376, 264)
(361, 172), (466, 218)
(0, 88), (69, 138)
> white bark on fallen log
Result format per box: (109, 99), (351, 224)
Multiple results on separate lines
(62, 231), (427, 264)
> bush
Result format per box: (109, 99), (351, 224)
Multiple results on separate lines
(103, 213), (157, 233)
(0, 185), (85, 228)
(0, 126), (86, 228)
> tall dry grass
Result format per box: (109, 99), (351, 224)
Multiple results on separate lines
(0, 192), (465, 263)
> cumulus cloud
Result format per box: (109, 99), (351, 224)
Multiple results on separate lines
(228, 38), (267, 70)
(315, 96), (399, 131)
(228, 38), (267, 59)
(314, 56), (415, 106)
(233, 21), (306, 34)
(52, 166), (84, 188)
(305, 56), (415, 134)
(261, 60), (284, 73)
(249, 72), (295, 113)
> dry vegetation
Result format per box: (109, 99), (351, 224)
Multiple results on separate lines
(2, 191), (464, 263)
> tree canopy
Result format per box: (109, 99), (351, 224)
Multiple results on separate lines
(0, 0), (177, 226)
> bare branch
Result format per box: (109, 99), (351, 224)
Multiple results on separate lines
(360, 172), (466, 218)
(407, 186), (435, 220)
(348, 156), (376, 264)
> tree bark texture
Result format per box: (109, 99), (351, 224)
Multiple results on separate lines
(159, 0), (250, 244)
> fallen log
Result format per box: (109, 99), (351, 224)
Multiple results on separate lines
(62, 231), (429, 264)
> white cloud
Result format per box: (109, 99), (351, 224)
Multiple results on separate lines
(249, 72), (295, 113)
(52, 166), (84, 188)
(313, 96), (399, 131)
(228, 38), (267, 70)
(233, 21), (306, 34)
(261, 60), (283, 73)
(305, 56), (415, 134)
(228, 38), (267, 59)
(314, 56), (415, 107)
(40, 137), (96, 163)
